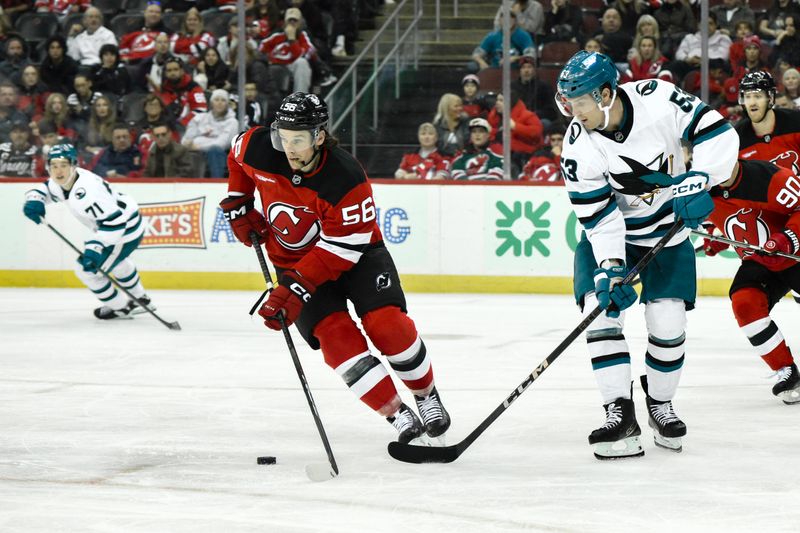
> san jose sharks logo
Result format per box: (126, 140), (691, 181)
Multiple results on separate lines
(609, 153), (674, 205)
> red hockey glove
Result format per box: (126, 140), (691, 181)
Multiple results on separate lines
(702, 238), (729, 256)
(220, 195), (268, 246)
(258, 271), (315, 330)
(751, 230), (799, 269)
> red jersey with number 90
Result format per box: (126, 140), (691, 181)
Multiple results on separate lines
(227, 127), (383, 288)
(708, 159), (800, 271)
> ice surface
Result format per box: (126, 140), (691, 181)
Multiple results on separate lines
(1, 288), (799, 532)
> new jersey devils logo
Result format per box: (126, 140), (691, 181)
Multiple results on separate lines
(267, 202), (320, 250)
(724, 208), (769, 256)
(770, 150), (800, 175)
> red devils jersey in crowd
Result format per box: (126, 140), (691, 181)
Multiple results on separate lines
(397, 150), (450, 179)
(708, 159), (800, 271)
(735, 108), (800, 174)
(227, 127), (384, 287)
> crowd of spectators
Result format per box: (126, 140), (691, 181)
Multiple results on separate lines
(392, 0), (800, 182)
(0, 0), (372, 178)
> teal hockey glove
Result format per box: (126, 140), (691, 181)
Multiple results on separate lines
(594, 263), (638, 318)
(670, 171), (713, 229)
(23, 199), (46, 224)
(79, 243), (111, 273)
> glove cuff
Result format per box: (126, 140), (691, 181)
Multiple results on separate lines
(281, 270), (315, 302)
(220, 195), (254, 222)
(783, 229), (800, 254)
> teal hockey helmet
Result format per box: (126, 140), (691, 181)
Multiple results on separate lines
(555, 51), (618, 117)
(47, 143), (78, 165)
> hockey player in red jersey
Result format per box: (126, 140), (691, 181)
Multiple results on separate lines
(703, 158), (800, 403)
(221, 92), (451, 443)
(735, 70), (800, 304)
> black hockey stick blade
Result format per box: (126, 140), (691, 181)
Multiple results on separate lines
(387, 441), (460, 464)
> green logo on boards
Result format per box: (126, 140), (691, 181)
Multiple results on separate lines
(495, 201), (551, 257)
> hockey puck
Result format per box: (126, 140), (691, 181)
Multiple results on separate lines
(257, 456), (276, 465)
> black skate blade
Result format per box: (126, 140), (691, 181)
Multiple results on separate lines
(593, 450), (645, 460)
(387, 441), (460, 464)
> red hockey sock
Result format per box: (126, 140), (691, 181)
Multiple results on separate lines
(362, 306), (434, 396)
(731, 288), (794, 370)
(314, 312), (400, 415)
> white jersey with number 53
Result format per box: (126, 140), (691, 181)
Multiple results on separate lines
(562, 79), (739, 265)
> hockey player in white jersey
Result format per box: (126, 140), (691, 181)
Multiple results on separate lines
(22, 144), (154, 320)
(556, 51), (739, 459)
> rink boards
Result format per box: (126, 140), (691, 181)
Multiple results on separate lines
(1, 178), (741, 294)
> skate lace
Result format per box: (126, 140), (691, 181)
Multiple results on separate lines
(774, 366), (794, 384)
(601, 403), (623, 429)
(650, 401), (679, 426)
(417, 393), (443, 424)
(390, 407), (416, 433)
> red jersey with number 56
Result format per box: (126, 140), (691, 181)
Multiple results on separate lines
(227, 126), (383, 287)
(708, 159), (800, 271)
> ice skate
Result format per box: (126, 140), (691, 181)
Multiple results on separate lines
(126, 295), (156, 316)
(414, 386), (451, 444)
(772, 363), (800, 405)
(387, 403), (425, 444)
(641, 376), (686, 452)
(588, 397), (644, 460)
(93, 305), (132, 320)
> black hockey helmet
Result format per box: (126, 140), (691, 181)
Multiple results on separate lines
(738, 71), (776, 107)
(273, 92), (329, 131)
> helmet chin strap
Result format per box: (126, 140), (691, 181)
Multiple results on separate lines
(596, 89), (618, 131)
(297, 145), (322, 170)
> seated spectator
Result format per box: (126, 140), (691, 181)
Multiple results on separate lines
(15, 65), (48, 122)
(631, 13), (660, 54)
(782, 68), (800, 107)
(611, 0), (652, 37)
(144, 121), (195, 177)
(227, 42), (273, 114)
(673, 13), (731, 81)
(0, 82), (28, 142)
(583, 37), (604, 54)
(711, 0), (755, 37)
(772, 15), (800, 67)
(519, 123), (564, 182)
(684, 58), (728, 108)
(35, 119), (64, 159)
(759, 0), (800, 42)
(229, 82), (265, 128)
(461, 74), (484, 118)
(512, 55), (557, 125)
(34, 0), (88, 23)
(2, 1), (32, 26)
(774, 92), (797, 110)
(83, 95), (117, 157)
(134, 93), (178, 154)
(0, 36), (29, 85)
(494, 1), (544, 39)
(719, 78), (745, 122)
(543, 0), (583, 44)
(194, 46), (230, 92)
(119, 2), (171, 64)
(92, 44), (131, 98)
(290, 0), (334, 60)
(487, 92), (543, 178)
(66, 74), (101, 130)
(728, 20), (756, 67)
(394, 122), (449, 180)
(730, 35), (768, 82)
(0, 121), (41, 177)
(39, 35), (79, 96)
(653, 0), (695, 59)
(621, 36), (673, 83)
(181, 89), (238, 178)
(471, 13), (535, 71)
(259, 8), (314, 95)
(595, 8), (633, 67)
(450, 118), (504, 181)
(66, 7), (117, 68)
(136, 32), (171, 93)
(158, 57), (208, 127)
(169, 7), (216, 65)
(216, 18), (240, 65)
(432, 93), (470, 158)
(92, 123), (142, 178)
(36, 92), (79, 143)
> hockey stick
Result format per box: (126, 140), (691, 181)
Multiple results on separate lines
(691, 230), (800, 262)
(45, 221), (181, 331)
(387, 221), (685, 464)
(249, 231), (339, 482)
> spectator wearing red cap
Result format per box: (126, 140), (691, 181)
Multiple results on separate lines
(730, 35), (769, 83)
